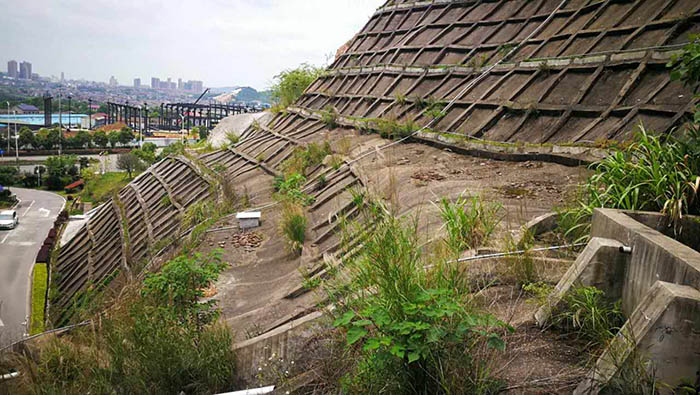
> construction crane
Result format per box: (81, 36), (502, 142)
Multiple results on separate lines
(193, 88), (210, 106)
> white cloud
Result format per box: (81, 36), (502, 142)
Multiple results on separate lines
(0, 0), (384, 89)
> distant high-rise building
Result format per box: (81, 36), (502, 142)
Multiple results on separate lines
(191, 80), (204, 93)
(7, 60), (18, 78)
(61, 72), (65, 82)
(178, 78), (183, 90)
(109, 76), (118, 86)
(19, 61), (32, 79)
(151, 77), (160, 89)
(134, 78), (141, 88)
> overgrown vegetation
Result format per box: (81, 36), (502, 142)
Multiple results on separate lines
(273, 172), (315, 206)
(280, 202), (307, 255)
(80, 172), (131, 205)
(437, 193), (502, 255)
(269, 63), (325, 109)
(325, 197), (511, 394)
(551, 285), (625, 349)
(376, 118), (419, 140)
(559, 127), (700, 241)
(10, 251), (237, 394)
(280, 141), (332, 177)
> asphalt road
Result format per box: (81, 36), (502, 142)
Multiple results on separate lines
(0, 188), (64, 345)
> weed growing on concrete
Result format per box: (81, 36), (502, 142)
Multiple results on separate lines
(280, 202), (307, 255)
(321, 105), (339, 129)
(273, 172), (315, 206)
(559, 126), (700, 241)
(225, 132), (240, 146)
(437, 193), (503, 255)
(327, 197), (511, 394)
(281, 141), (332, 176)
(551, 285), (624, 349)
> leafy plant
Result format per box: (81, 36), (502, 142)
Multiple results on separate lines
(225, 132), (239, 146)
(667, 34), (700, 90)
(142, 250), (228, 324)
(273, 172), (315, 206)
(13, 251), (237, 395)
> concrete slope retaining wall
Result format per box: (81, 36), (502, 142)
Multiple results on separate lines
(53, 156), (212, 325)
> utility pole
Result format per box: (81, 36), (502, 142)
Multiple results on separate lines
(58, 93), (62, 155)
(88, 98), (92, 129)
(5, 101), (9, 155)
(67, 95), (72, 131)
(13, 111), (18, 170)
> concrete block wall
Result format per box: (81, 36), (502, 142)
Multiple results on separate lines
(536, 208), (700, 393)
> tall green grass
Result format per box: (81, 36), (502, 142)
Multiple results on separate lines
(280, 203), (307, 255)
(437, 193), (502, 255)
(11, 251), (236, 394)
(560, 127), (700, 241)
(328, 197), (510, 394)
(551, 286), (624, 349)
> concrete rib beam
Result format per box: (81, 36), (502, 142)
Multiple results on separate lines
(535, 237), (626, 327)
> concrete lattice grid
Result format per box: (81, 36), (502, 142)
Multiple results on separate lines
(51, 0), (700, 330)
(271, 0), (700, 145)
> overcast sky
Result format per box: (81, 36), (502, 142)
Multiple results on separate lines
(0, 0), (384, 90)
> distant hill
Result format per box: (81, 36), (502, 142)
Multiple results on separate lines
(210, 86), (270, 104)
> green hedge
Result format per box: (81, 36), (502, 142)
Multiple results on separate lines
(30, 263), (48, 335)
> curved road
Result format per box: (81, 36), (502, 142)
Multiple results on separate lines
(0, 188), (64, 345)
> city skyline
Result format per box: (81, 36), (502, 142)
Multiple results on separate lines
(0, 0), (383, 90)
(6, 57), (207, 92)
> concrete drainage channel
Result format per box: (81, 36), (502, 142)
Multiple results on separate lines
(536, 208), (700, 394)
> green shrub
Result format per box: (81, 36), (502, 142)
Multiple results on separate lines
(269, 63), (325, 108)
(376, 119), (419, 140)
(273, 172), (315, 206)
(321, 106), (339, 129)
(437, 194), (502, 255)
(225, 132), (239, 146)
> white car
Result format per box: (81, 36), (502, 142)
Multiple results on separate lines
(0, 210), (19, 230)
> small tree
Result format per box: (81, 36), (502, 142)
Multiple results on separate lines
(108, 131), (120, 148)
(118, 129), (135, 147)
(93, 131), (109, 148)
(141, 142), (157, 154)
(18, 128), (35, 149)
(74, 130), (92, 148)
(117, 152), (145, 179)
(132, 147), (156, 165)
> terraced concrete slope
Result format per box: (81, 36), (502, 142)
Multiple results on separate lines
(281, 0), (699, 145)
(53, 157), (213, 325)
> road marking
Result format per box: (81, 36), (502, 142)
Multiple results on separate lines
(39, 208), (50, 217)
(6, 241), (34, 247)
(0, 233), (9, 244)
(22, 200), (35, 217)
